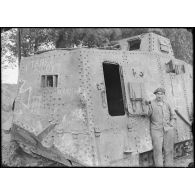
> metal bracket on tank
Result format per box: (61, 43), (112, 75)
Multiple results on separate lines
(96, 82), (105, 91)
(94, 127), (101, 137)
(94, 128), (101, 165)
(96, 82), (107, 108)
(123, 124), (135, 154)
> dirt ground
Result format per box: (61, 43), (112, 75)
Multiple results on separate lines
(2, 129), (193, 167)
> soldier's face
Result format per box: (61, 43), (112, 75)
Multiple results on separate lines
(156, 92), (164, 101)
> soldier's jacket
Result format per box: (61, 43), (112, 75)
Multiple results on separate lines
(148, 99), (177, 131)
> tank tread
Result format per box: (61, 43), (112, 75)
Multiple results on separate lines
(140, 139), (193, 167)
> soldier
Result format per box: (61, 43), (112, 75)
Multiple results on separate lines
(146, 87), (176, 167)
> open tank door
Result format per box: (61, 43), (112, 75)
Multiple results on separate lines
(121, 65), (148, 116)
(119, 52), (154, 154)
(83, 50), (141, 166)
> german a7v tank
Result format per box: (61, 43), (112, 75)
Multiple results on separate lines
(10, 32), (193, 166)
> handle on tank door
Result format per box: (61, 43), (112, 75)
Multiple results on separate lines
(97, 83), (107, 108)
(101, 90), (107, 108)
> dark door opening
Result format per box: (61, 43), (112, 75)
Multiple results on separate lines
(103, 62), (125, 116)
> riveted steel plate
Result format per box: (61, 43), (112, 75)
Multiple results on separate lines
(13, 45), (193, 166)
(14, 49), (96, 165)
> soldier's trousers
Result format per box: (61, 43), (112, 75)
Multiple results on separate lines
(151, 128), (174, 167)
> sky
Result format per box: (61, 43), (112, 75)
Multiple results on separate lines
(2, 66), (18, 84)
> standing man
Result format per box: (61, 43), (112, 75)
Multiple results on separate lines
(146, 87), (176, 167)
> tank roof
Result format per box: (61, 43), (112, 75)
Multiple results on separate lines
(29, 32), (173, 56)
(35, 47), (89, 55)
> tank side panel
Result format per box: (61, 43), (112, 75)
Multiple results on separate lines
(158, 56), (192, 142)
(83, 50), (131, 165)
(49, 50), (95, 165)
(13, 50), (94, 166)
(79, 50), (126, 165)
(14, 56), (49, 134)
(84, 50), (156, 165)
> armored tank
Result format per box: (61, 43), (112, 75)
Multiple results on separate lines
(10, 32), (193, 166)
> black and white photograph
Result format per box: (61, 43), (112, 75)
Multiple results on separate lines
(0, 1), (195, 195)
(1, 28), (193, 168)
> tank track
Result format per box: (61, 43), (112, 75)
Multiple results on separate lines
(140, 139), (193, 167)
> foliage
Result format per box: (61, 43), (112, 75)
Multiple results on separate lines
(163, 28), (193, 64)
(55, 28), (122, 48)
(1, 28), (193, 70)
(1, 28), (18, 69)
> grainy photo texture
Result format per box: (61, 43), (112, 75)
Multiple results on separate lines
(1, 28), (194, 167)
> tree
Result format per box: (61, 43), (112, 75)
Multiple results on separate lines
(163, 28), (193, 64)
(1, 28), (193, 71)
(1, 28), (18, 69)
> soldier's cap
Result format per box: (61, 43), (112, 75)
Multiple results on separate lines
(153, 87), (165, 94)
